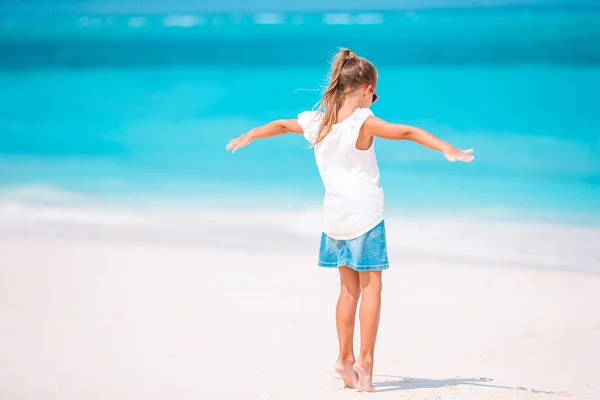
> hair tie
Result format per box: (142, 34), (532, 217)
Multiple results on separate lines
(346, 51), (356, 60)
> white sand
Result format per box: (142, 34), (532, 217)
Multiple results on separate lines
(1, 230), (599, 400)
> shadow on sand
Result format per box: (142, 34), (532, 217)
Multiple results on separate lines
(370, 374), (506, 393)
(329, 371), (570, 395)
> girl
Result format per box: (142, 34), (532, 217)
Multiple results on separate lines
(226, 48), (473, 392)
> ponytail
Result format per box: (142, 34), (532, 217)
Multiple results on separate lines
(311, 48), (377, 147)
(312, 48), (355, 146)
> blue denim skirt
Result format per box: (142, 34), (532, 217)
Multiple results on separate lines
(318, 220), (389, 272)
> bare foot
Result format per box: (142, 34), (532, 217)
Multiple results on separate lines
(353, 360), (375, 392)
(335, 360), (358, 389)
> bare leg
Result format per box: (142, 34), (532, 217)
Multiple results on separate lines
(335, 266), (360, 388)
(354, 270), (383, 392)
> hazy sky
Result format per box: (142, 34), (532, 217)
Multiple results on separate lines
(1, 0), (599, 15)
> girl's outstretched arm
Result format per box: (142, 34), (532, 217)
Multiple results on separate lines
(226, 119), (304, 153)
(363, 117), (474, 162)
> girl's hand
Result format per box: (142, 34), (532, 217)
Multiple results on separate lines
(226, 133), (253, 153)
(443, 147), (474, 163)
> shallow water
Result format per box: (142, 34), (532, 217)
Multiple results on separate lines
(1, 7), (599, 221)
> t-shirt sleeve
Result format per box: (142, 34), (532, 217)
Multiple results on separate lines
(353, 108), (374, 128)
(348, 108), (375, 145)
(297, 111), (321, 144)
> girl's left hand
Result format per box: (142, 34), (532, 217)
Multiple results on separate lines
(444, 147), (474, 163)
(226, 134), (252, 153)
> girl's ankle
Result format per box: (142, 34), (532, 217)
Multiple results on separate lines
(337, 355), (356, 364)
(356, 357), (373, 367)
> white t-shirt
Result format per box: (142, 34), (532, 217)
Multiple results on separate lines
(298, 108), (384, 240)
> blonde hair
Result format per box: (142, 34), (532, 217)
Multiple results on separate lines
(312, 48), (378, 147)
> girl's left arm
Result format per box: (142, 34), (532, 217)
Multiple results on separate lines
(226, 119), (303, 153)
(363, 116), (474, 162)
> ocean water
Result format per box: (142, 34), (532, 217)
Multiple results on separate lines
(1, 7), (599, 224)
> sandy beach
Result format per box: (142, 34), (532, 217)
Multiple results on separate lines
(2, 1), (600, 398)
(1, 206), (599, 400)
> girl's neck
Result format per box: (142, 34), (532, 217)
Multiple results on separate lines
(336, 96), (363, 124)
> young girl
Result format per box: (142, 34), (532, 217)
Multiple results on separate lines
(226, 48), (473, 392)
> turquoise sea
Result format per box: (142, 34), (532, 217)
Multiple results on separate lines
(1, 7), (599, 223)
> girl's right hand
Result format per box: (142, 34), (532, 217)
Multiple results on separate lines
(443, 147), (474, 163)
(226, 133), (253, 153)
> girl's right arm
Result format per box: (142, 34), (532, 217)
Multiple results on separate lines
(363, 117), (474, 162)
(226, 119), (304, 153)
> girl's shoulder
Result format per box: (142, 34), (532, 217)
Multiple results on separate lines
(298, 110), (323, 127)
(350, 108), (374, 122)
(297, 110), (323, 144)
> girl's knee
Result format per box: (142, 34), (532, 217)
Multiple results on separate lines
(340, 282), (361, 298)
(358, 271), (382, 291)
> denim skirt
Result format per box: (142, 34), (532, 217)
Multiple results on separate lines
(318, 220), (389, 272)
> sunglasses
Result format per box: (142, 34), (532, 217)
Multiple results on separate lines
(362, 83), (379, 104)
